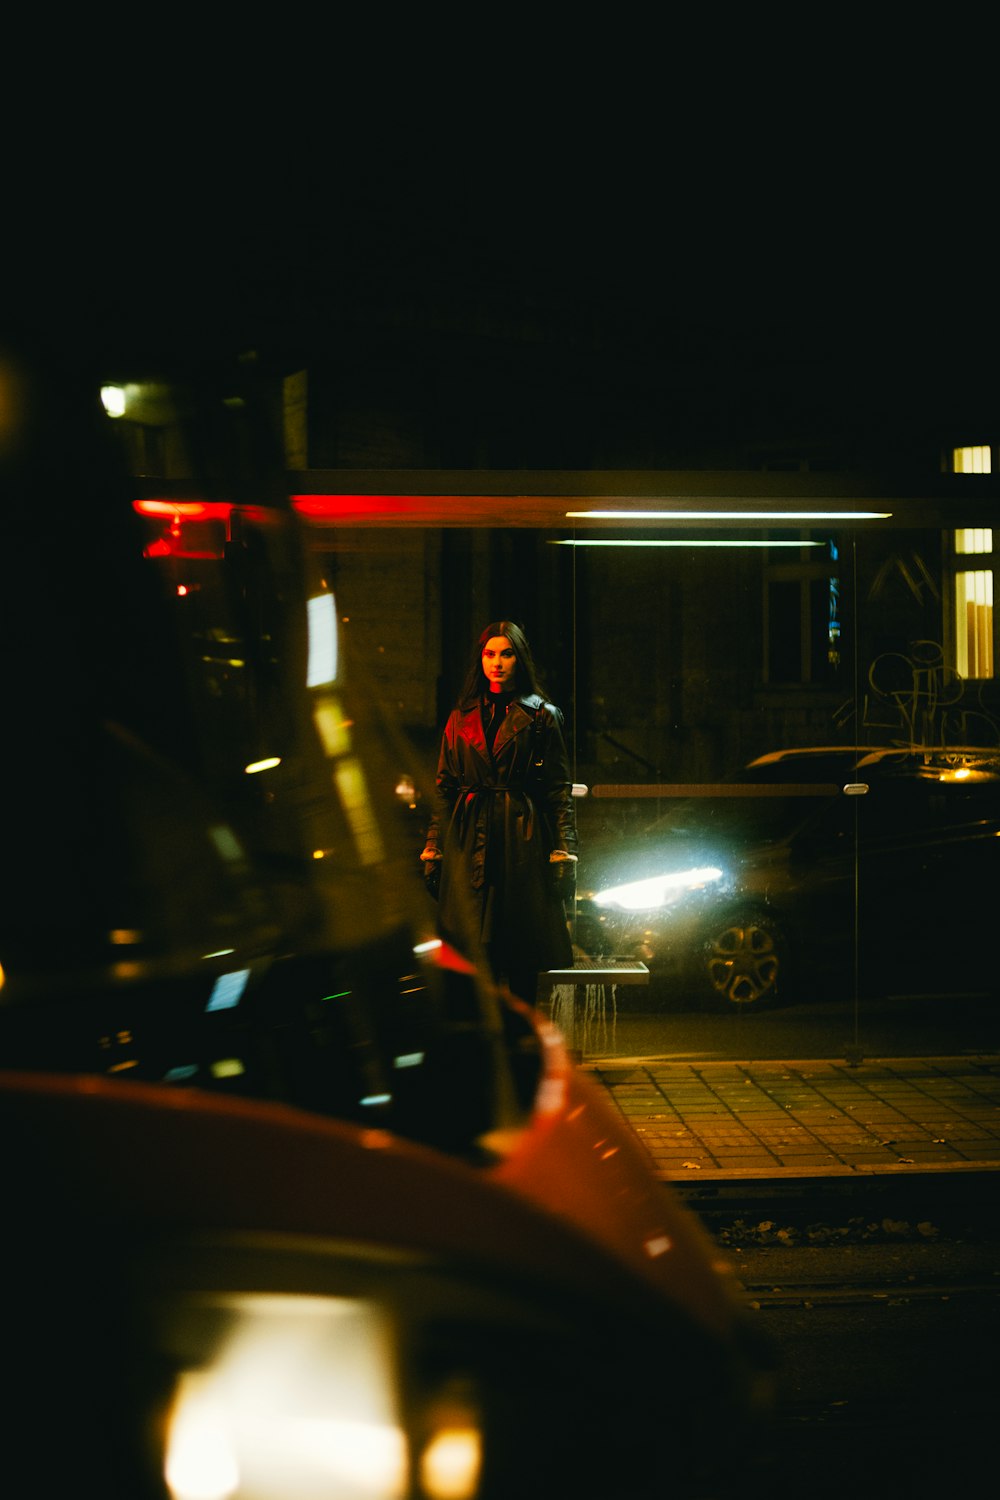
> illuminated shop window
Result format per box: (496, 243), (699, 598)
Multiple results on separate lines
(763, 537), (841, 685)
(952, 445), (993, 473)
(951, 529), (994, 680)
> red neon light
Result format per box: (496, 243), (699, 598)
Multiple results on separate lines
(133, 499), (234, 521)
(132, 500), (282, 526)
(143, 539), (226, 560)
(292, 495), (431, 520)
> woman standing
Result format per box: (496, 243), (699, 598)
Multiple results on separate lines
(420, 620), (578, 1006)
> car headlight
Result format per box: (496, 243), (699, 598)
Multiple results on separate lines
(162, 1291), (415, 1500)
(127, 1228), (761, 1500)
(592, 866), (724, 912)
(144, 1237), (503, 1500)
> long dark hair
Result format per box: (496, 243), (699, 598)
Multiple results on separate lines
(457, 619), (544, 706)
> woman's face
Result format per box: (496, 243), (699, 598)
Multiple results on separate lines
(482, 635), (517, 690)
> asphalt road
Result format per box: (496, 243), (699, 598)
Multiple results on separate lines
(688, 1181), (1000, 1499)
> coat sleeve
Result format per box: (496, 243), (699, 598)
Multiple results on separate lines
(538, 704), (578, 857)
(422, 712), (461, 856)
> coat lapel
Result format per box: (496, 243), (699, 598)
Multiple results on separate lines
(457, 705), (492, 773)
(492, 699), (532, 759)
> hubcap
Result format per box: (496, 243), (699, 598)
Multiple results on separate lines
(705, 919), (780, 1006)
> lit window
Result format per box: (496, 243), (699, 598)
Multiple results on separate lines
(952, 445), (992, 473)
(955, 528), (993, 555)
(950, 529), (994, 680)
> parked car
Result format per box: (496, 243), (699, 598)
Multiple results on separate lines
(574, 745), (1000, 1011)
(0, 325), (772, 1497)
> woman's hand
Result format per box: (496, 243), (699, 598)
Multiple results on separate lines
(549, 850), (577, 900)
(420, 847), (442, 900)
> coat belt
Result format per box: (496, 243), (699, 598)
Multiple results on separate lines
(455, 784), (529, 890)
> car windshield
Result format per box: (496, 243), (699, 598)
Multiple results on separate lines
(579, 747), (1000, 872)
(648, 788), (840, 846)
(581, 763), (845, 861)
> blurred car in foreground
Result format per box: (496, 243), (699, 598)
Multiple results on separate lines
(575, 745), (1000, 1012)
(0, 325), (772, 1497)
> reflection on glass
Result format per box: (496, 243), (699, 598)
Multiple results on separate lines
(163, 1295), (406, 1500)
(307, 592), (339, 687)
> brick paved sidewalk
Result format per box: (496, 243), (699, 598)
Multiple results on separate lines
(582, 1055), (1000, 1181)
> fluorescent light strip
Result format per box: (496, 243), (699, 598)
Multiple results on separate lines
(565, 509), (892, 520)
(553, 539), (824, 548)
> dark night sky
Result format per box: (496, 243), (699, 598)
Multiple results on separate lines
(8, 76), (996, 452)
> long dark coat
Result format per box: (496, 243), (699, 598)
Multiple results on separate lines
(424, 692), (578, 976)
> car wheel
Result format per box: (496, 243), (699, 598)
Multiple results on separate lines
(697, 908), (788, 1011)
